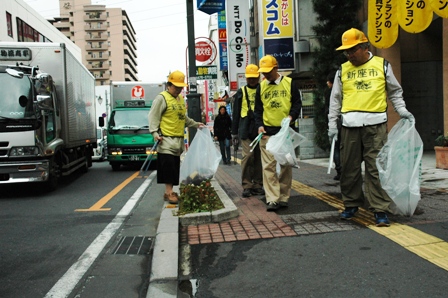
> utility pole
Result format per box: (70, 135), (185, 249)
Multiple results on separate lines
(186, 0), (202, 143)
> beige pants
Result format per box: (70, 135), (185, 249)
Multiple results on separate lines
(241, 138), (263, 189)
(259, 136), (292, 204)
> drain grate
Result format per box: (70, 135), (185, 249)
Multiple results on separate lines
(112, 236), (152, 255)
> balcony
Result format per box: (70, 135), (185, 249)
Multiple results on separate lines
(87, 63), (109, 71)
(94, 73), (110, 80)
(84, 24), (107, 31)
(85, 33), (107, 41)
(84, 13), (106, 22)
(85, 44), (108, 51)
(86, 53), (109, 61)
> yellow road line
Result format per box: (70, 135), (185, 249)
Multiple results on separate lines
(291, 180), (448, 271)
(75, 171), (140, 212)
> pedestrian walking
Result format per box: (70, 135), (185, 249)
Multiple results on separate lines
(231, 64), (265, 198)
(213, 106), (232, 165)
(148, 70), (205, 204)
(254, 55), (302, 211)
(328, 28), (415, 226)
(324, 70), (341, 180)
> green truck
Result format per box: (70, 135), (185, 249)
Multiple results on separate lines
(107, 82), (165, 171)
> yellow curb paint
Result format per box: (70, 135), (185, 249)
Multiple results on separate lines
(291, 179), (448, 272)
(75, 171), (140, 212)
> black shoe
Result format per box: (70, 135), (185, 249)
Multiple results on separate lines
(374, 212), (390, 227)
(266, 201), (280, 211)
(242, 188), (252, 198)
(279, 201), (288, 207)
(340, 207), (358, 220)
(251, 188), (265, 195)
(333, 173), (341, 180)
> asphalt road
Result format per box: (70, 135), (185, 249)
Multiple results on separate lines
(0, 162), (151, 298)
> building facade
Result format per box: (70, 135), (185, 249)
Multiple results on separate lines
(1, 0), (138, 85)
(51, 0), (138, 85)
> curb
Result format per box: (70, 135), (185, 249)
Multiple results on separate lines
(146, 178), (239, 297)
(178, 179), (239, 225)
(146, 203), (179, 298)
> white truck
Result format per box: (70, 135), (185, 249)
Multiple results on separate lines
(0, 42), (97, 190)
(107, 82), (165, 170)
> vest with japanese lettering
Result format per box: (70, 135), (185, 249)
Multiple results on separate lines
(341, 56), (387, 113)
(259, 76), (292, 127)
(159, 91), (186, 137)
(241, 86), (257, 118)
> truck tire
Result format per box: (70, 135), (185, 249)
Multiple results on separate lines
(45, 155), (61, 191)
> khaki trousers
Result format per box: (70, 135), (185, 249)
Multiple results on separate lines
(259, 136), (292, 204)
(340, 123), (392, 213)
(241, 138), (263, 189)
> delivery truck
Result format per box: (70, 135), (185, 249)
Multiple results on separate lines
(0, 42), (97, 190)
(107, 81), (165, 170)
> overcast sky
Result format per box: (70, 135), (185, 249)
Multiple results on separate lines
(23, 0), (212, 83)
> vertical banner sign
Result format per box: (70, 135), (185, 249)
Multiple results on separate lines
(262, 0), (295, 70)
(218, 10), (228, 71)
(430, 0), (448, 18)
(226, 0), (251, 91)
(397, 0), (433, 33)
(368, 0), (398, 49)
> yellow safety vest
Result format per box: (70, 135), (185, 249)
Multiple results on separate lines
(259, 76), (292, 127)
(241, 86), (257, 117)
(341, 56), (387, 113)
(159, 91), (186, 137)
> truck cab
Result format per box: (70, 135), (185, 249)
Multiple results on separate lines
(107, 82), (166, 170)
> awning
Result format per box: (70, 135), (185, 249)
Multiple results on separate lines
(197, 0), (225, 15)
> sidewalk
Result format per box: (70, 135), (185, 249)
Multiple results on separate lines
(146, 151), (448, 297)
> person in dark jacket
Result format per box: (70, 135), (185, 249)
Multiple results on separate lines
(231, 64), (265, 197)
(213, 105), (232, 165)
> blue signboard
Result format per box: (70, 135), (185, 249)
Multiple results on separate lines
(197, 0), (225, 15)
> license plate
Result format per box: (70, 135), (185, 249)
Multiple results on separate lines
(130, 155), (139, 161)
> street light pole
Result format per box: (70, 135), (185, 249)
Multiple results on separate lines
(186, 0), (202, 143)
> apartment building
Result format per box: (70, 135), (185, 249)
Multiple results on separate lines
(50, 0), (138, 85)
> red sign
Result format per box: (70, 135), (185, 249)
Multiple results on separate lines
(194, 37), (217, 64)
(195, 41), (213, 62)
(131, 86), (144, 99)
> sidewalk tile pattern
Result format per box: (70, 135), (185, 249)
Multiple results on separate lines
(180, 166), (357, 245)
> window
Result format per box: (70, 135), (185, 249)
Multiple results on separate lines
(6, 12), (13, 37)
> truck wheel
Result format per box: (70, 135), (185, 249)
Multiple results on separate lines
(45, 156), (60, 191)
(111, 163), (121, 171)
(80, 157), (89, 173)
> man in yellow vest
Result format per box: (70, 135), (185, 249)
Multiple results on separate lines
(148, 70), (205, 204)
(328, 28), (415, 226)
(254, 55), (302, 211)
(231, 64), (265, 198)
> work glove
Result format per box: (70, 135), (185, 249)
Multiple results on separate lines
(328, 128), (338, 142)
(232, 134), (239, 147)
(397, 108), (415, 124)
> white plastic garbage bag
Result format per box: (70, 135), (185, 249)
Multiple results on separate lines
(376, 119), (423, 216)
(179, 128), (222, 185)
(266, 118), (306, 167)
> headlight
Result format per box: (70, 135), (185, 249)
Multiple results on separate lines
(10, 146), (40, 156)
(110, 148), (122, 155)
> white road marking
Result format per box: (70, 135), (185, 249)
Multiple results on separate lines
(44, 171), (157, 298)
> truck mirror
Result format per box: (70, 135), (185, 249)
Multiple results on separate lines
(36, 95), (54, 110)
(98, 116), (104, 127)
